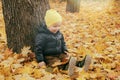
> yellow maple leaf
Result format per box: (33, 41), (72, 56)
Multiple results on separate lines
(32, 69), (44, 78)
(31, 61), (38, 67)
(40, 73), (55, 80)
(21, 46), (31, 57)
(0, 54), (4, 61)
(12, 63), (23, 69)
(14, 74), (35, 80)
(0, 75), (4, 80)
(18, 66), (33, 74)
(21, 74), (35, 80)
(16, 58), (25, 63)
(1, 67), (11, 76)
(77, 77), (86, 80)
(0, 57), (14, 67)
(90, 73), (97, 79)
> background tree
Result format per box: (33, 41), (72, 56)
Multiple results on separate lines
(1, 0), (50, 53)
(112, 0), (120, 13)
(59, 0), (66, 3)
(66, 0), (81, 13)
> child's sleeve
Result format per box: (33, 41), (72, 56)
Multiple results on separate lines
(34, 34), (46, 63)
(61, 34), (68, 53)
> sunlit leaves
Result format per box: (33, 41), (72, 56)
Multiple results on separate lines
(0, 0), (120, 80)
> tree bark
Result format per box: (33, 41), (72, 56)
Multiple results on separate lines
(1, 0), (50, 53)
(66, 0), (80, 13)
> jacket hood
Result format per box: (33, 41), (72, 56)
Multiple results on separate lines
(37, 23), (60, 35)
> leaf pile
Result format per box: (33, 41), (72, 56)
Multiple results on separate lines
(0, 0), (120, 80)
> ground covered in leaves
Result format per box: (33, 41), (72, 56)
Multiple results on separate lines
(0, 0), (120, 80)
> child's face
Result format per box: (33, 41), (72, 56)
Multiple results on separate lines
(48, 22), (61, 33)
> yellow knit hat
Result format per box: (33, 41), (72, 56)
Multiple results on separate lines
(45, 9), (62, 27)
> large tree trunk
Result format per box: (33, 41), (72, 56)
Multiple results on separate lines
(66, 0), (80, 13)
(1, 0), (50, 53)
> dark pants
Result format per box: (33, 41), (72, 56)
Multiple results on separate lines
(45, 53), (86, 70)
(45, 53), (68, 67)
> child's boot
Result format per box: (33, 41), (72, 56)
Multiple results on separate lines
(68, 57), (77, 76)
(84, 55), (92, 71)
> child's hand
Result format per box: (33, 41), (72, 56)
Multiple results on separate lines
(64, 51), (69, 55)
(38, 61), (46, 68)
(64, 51), (70, 57)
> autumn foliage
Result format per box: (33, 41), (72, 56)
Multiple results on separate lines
(0, 0), (120, 80)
